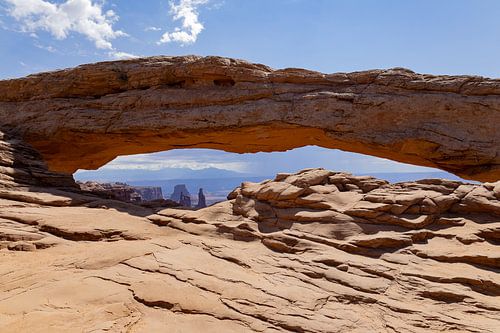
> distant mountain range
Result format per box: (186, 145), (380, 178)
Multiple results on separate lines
(76, 167), (467, 184)
(366, 171), (466, 183)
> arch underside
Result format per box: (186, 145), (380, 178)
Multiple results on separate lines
(27, 123), (495, 181)
(0, 56), (498, 182)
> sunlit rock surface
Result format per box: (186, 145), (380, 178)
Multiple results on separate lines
(0, 56), (499, 181)
(0, 54), (499, 331)
(1, 139), (498, 332)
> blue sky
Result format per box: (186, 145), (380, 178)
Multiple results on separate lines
(1, 0), (499, 178)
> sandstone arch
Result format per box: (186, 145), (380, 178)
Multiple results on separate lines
(0, 56), (498, 181)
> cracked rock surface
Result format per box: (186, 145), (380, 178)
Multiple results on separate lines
(1, 143), (499, 332)
(0, 56), (499, 181)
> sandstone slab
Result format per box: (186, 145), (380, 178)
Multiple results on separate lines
(0, 166), (499, 332)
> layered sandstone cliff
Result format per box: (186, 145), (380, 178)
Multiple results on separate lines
(0, 56), (499, 181)
(79, 181), (164, 203)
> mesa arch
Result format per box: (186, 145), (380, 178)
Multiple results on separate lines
(0, 56), (498, 182)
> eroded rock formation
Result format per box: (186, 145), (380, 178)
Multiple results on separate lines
(1, 159), (499, 331)
(196, 188), (207, 209)
(170, 184), (191, 203)
(134, 186), (163, 202)
(78, 181), (164, 203)
(1, 57), (499, 332)
(79, 181), (142, 202)
(0, 56), (499, 181)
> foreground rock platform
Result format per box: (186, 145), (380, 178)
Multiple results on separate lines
(1, 164), (499, 332)
(0, 56), (499, 181)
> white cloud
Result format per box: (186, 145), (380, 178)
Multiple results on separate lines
(4, 0), (126, 50)
(158, 0), (208, 45)
(102, 152), (248, 172)
(108, 50), (138, 60)
(34, 41), (56, 52)
(145, 26), (161, 32)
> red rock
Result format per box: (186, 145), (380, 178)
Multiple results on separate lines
(0, 56), (498, 181)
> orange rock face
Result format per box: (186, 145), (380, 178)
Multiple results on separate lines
(0, 56), (499, 181)
(1, 57), (499, 332)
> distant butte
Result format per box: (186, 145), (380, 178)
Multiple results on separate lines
(0, 56), (498, 181)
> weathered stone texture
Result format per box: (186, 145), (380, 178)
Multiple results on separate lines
(0, 56), (498, 181)
(1, 167), (499, 332)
